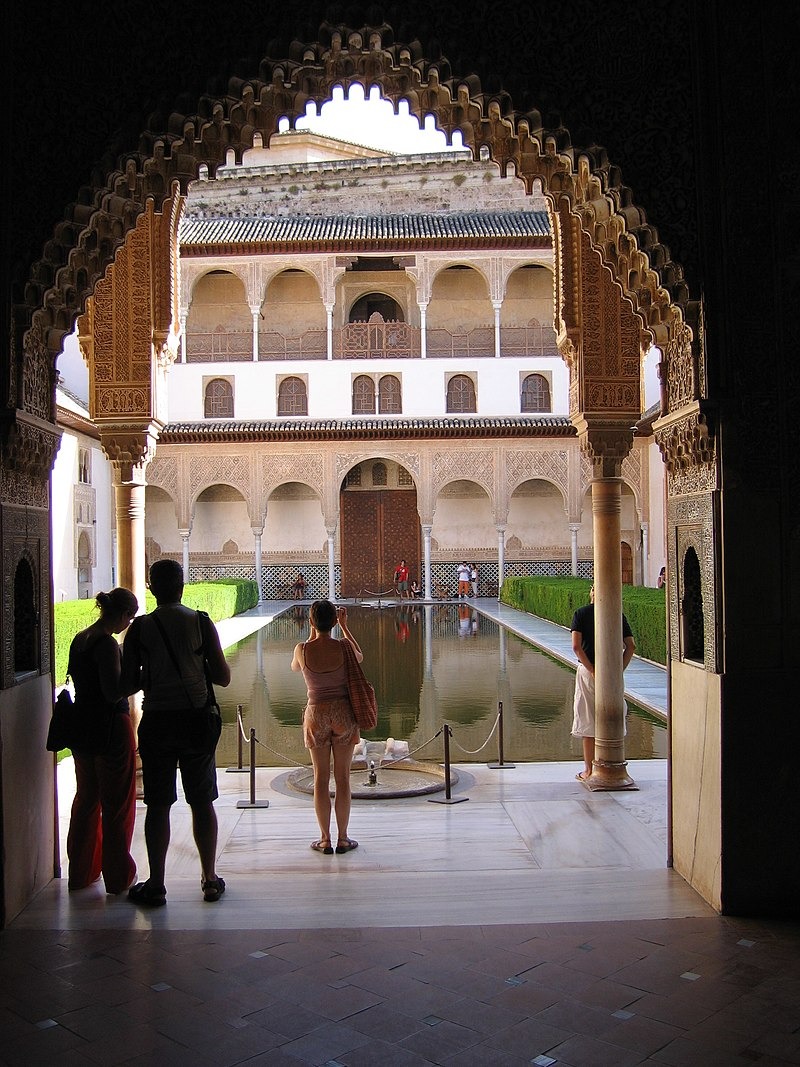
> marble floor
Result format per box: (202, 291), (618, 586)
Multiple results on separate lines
(4, 603), (798, 1065)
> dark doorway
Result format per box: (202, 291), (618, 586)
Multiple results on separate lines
(340, 485), (420, 597)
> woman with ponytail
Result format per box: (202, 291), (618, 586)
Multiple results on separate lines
(66, 587), (139, 894)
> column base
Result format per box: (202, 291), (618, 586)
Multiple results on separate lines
(579, 759), (639, 791)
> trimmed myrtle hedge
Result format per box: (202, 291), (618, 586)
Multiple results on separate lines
(54, 578), (258, 685)
(500, 576), (667, 665)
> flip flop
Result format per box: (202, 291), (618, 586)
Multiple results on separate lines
(335, 839), (359, 854)
(311, 841), (334, 854)
(575, 771), (591, 782)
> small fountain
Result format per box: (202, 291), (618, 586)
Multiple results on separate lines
(287, 738), (457, 799)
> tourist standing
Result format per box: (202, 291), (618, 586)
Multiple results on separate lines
(291, 600), (361, 855)
(66, 587), (139, 895)
(470, 563), (478, 597)
(121, 560), (231, 906)
(571, 585), (636, 781)
(393, 559), (410, 599)
(457, 561), (471, 597)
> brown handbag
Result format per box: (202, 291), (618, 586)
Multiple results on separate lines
(341, 639), (378, 731)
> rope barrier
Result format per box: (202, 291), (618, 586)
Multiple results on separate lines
(449, 711), (501, 756)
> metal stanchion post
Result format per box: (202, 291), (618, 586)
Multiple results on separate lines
(488, 700), (515, 769)
(227, 704), (249, 773)
(237, 727), (269, 809)
(429, 724), (468, 804)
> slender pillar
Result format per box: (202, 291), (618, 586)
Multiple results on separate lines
(418, 303), (428, 359)
(641, 521), (649, 586)
(589, 477), (635, 789)
(253, 530), (263, 601)
(327, 528), (336, 599)
(493, 301), (502, 357)
(326, 305), (334, 360)
(422, 524), (432, 599)
(569, 523), (580, 577)
(180, 530), (190, 580)
(251, 309), (260, 361)
(115, 482), (148, 615)
(179, 312), (187, 363)
(496, 525), (506, 594)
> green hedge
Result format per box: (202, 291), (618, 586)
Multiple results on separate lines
(500, 577), (667, 664)
(53, 579), (258, 685)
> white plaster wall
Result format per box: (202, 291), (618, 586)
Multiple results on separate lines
(646, 441), (667, 586)
(166, 356), (570, 421)
(507, 483), (568, 547)
(0, 676), (56, 923)
(671, 661), (722, 910)
(265, 496), (327, 552)
(192, 490), (252, 552)
(432, 489), (495, 550)
(643, 345), (662, 410)
(146, 490), (180, 554)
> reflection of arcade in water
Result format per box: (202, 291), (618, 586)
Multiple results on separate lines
(216, 606), (667, 768)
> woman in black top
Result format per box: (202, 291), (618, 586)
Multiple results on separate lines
(66, 587), (139, 894)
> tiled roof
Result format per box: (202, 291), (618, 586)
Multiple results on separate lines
(179, 211), (550, 253)
(160, 415), (574, 444)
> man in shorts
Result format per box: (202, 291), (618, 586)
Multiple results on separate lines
(121, 560), (231, 905)
(571, 585), (636, 781)
(394, 559), (409, 599)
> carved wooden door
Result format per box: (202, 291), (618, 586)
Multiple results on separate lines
(340, 489), (420, 597)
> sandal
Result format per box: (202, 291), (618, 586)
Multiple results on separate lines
(127, 881), (167, 907)
(202, 877), (226, 902)
(335, 839), (359, 854)
(311, 840), (334, 854)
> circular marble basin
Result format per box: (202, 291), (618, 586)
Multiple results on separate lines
(287, 758), (457, 799)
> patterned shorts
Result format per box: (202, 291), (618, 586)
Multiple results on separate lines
(303, 698), (359, 749)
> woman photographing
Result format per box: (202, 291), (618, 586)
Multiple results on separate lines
(291, 600), (362, 855)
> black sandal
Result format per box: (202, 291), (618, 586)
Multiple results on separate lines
(311, 840), (334, 854)
(128, 881), (167, 907)
(335, 839), (359, 854)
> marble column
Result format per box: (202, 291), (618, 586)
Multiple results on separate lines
(179, 312), (187, 363)
(326, 305), (334, 360)
(493, 301), (502, 357)
(180, 530), (190, 580)
(569, 523), (580, 577)
(589, 477), (635, 789)
(496, 525), (506, 594)
(115, 481), (148, 615)
(641, 521), (649, 586)
(327, 529), (336, 599)
(253, 530), (263, 601)
(251, 309), (260, 361)
(418, 303), (428, 359)
(422, 524), (432, 599)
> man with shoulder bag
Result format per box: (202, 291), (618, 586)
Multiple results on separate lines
(121, 560), (231, 906)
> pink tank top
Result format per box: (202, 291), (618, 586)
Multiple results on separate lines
(301, 641), (348, 702)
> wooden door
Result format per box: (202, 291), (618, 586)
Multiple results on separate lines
(340, 489), (419, 597)
(621, 541), (634, 585)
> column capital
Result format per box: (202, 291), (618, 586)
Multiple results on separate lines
(575, 421), (634, 479)
(99, 421), (161, 484)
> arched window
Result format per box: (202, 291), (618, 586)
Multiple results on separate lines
(352, 375), (375, 414)
(681, 546), (704, 662)
(349, 293), (404, 322)
(277, 376), (308, 416)
(378, 375), (402, 414)
(521, 373), (551, 412)
(446, 374), (476, 413)
(14, 557), (37, 675)
(204, 378), (233, 418)
(372, 462), (387, 486)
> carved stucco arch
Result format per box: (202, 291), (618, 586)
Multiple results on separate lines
(14, 17), (705, 485)
(509, 476), (568, 516)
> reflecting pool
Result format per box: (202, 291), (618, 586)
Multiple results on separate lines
(216, 604), (667, 767)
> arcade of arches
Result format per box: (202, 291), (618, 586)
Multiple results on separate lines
(2, 14), (797, 926)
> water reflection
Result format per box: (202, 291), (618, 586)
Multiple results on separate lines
(216, 604), (667, 766)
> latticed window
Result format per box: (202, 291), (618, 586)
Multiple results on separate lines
(204, 378), (234, 418)
(277, 376), (308, 416)
(681, 546), (704, 662)
(346, 465), (362, 486)
(446, 374), (476, 413)
(521, 373), (551, 412)
(378, 374), (402, 414)
(372, 462), (387, 486)
(398, 467), (413, 486)
(352, 375), (375, 414)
